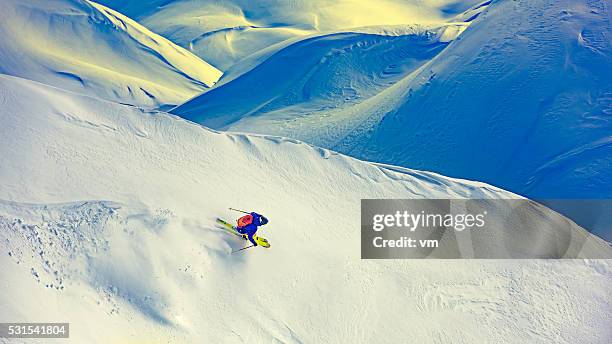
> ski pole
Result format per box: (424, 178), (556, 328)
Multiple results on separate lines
(232, 244), (255, 254)
(229, 207), (250, 214)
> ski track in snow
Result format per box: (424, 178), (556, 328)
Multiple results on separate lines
(0, 73), (611, 343)
(1, 0), (611, 342)
(1, 200), (612, 343)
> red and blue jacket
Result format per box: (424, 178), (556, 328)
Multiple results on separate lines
(235, 212), (266, 246)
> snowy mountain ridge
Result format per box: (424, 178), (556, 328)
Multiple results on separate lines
(0, 0), (222, 108)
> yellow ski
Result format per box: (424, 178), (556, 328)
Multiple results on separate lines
(216, 218), (271, 248)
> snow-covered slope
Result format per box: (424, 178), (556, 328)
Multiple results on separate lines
(172, 24), (464, 131)
(171, 0), (612, 210)
(1, 74), (611, 343)
(342, 0), (612, 201)
(0, 0), (222, 108)
(95, 0), (485, 70)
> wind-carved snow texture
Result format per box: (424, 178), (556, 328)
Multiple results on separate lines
(174, 27), (455, 134)
(95, 0), (486, 71)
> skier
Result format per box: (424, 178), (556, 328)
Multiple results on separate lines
(235, 212), (268, 246)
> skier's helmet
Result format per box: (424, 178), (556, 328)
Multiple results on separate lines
(259, 215), (268, 225)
